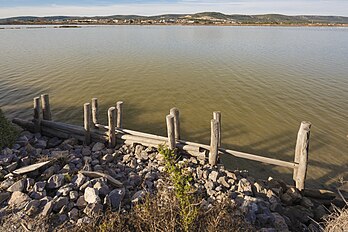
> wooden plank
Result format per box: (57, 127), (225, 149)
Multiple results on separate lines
(213, 111), (221, 147)
(13, 161), (52, 175)
(116, 101), (123, 128)
(108, 107), (116, 147)
(294, 121), (311, 191)
(170, 107), (180, 140)
(84, 103), (91, 145)
(91, 98), (99, 127)
(209, 119), (219, 166)
(40, 94), (52, 121)
(166, 115), (175, 150)
(33, 97), (41, 132)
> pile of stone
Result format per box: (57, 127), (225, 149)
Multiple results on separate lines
(0, 131), (326, 231)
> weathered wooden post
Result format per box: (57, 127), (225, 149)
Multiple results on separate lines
(170, 107), (180, 141)
(84, 103), (91, 145)
(213, 111), (221, 147)
(91, 98), (99, 127)
(166, 115), (175, 150)
(209, 119), (219, 166)
(116, 101), (123, 128)
(41, 94), (52, 121)
(293, 121), (311, 191)
(108, 107), (116, 147)
(33, 97), (41, 132)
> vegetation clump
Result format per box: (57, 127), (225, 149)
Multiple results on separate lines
(0, 108), (18, 149)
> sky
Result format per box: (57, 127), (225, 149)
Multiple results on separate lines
(0, 0), (348, 18)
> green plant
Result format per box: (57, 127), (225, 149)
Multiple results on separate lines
(0, 108), (18, 149)
(158, 144), (198, 232)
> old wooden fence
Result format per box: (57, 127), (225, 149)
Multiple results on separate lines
(13, 94), (311, 191)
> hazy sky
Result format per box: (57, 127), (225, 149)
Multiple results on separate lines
(0, 0), (347, 18)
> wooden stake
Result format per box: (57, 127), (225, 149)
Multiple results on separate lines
(166, 115), (175, 150)
(108, 107), (116, 147)
(84, 103), (91, 145)
(294, 121), (311, 191)
(116, 101), (123, 128)
(33, 97), (41, 132)
(41, 94), (51, 121)
(91, 98), (98, 127)
(170, 107), (180, 141)
(209, 119), (219, 166)
(213, 111), (221, 147)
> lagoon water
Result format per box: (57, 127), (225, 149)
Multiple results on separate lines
(0, 25), (347, 188)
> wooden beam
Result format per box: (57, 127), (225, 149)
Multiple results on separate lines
(294, 121), (311, 191)
(166, 115), (175, 150)
(84, 103), (91, 145)
(40, 94), (52, 121)
(170, 107), (180, 141)
(33, 97), (41, 132)
(108, 107), (116, 147)
(213, 111), (221, 147)
(209, 119), (219, 166)
(91, 98), (99, 127)
(116, 101), (123, 128)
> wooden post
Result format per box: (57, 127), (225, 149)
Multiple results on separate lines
(213, 111), (221, 147)
(166, 115), (175, 150)
(293, 121), (311, 191)
(108, 107), (116, 147)
(116, 101), (123, 128)
(33, 97), (41, 132)
(209, 119), (219, 166)
(84, 103), (91, 145)
(91, 98), (98, 127)
(170, 108), (180, 141)
(41, 94), (52, 121)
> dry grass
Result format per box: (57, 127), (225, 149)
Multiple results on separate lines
(324, 188), (348, 232)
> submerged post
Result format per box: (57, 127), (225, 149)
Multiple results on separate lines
(116, 101), (123, 128)
(166, 115), (175, 150)
(91, 98), (99, 127)
(170, 107), (180, 141)
(41, 94), (52, 121)
(213, 111), (221, 147)
(108, 107), (116, 147)
(293, 121), (311, 191)
(84, 103), (91, 145)
(33, 97), (41, 132)
(209, 119), (219, 166)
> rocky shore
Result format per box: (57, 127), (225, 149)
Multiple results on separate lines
(0, 131), (331, 231)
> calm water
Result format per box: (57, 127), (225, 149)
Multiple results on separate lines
(0, 25), (347, 189)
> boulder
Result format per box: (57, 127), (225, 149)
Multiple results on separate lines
(92, 142), (105, 152)
(8, 191), (31, 207)
(7, 179), (26, 192)
(84, 187), (100, 204)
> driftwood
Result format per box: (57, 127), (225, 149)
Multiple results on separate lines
(13, 161), (52, 175)
(79, 171), (123, 187)
(209, 119), (219, 166)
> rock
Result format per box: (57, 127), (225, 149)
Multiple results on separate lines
(30, 190), (46, 200)
(68, 207), (79, 220)
(24, 199), (40, 216)
(238, 178), (253, 196)
(84, 187), (100, 204)
(41, 200), (54, 217)
(131, 190), (145, 204)
(225, 170), (237, 180)
(286, 187), (302, 203)
(217, 176), (230, 188)
(53, 196), (69, 212)
(7, 179), (25, 192)
(34, 140), (47, 149)
(47, 174), (65, 189)
(16, 136), (29, 147)
(93, 181), (110, 196)
(0, 192), (11, 204)
(82, 147), (91, 156)
(33, 181), (46, 192)
(47, 137), (62, 148)
(57, 184), (73, 196)
(69, 191), (79, 201)
(108, 188), (125, 209)
(101, 154), (113, 163)
(280, 192), (293, 206)
(300, 197), (314, 208)
(26, 178), (35, 191)
(92, 142), (105, 152)
(73, 173), (86, 187)
(8, 191), (31, 207)
(209, 171), (219, 182)
(1, 178), (14, 189)
(272, 212), (289, 232)
(283, 205), (314, 224)
(6, 162), (18, 172)
(76, 196), (87, 209)
(83, 203), (103, 217)
(314, 205), (327, 221)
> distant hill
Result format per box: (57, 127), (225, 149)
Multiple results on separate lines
(1, 12), (348, 25)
